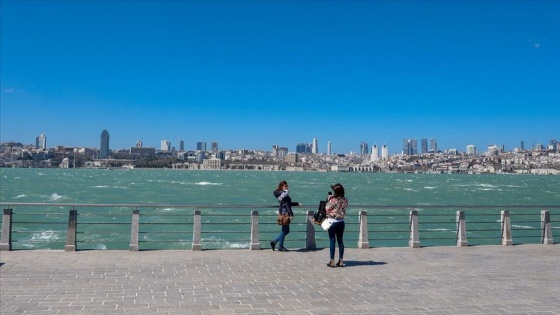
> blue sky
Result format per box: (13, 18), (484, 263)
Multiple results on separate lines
(1, 1), (558, 154)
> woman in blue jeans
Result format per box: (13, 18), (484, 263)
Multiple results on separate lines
(325, 183), (348, 267)
(270, 180), (294, 252)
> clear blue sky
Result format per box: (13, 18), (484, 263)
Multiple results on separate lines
(1, 1), (558, 154)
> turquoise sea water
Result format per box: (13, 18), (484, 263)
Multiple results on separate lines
(1, 168), (559, 249)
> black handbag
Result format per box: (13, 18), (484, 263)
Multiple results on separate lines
(312, 200), (327, 224)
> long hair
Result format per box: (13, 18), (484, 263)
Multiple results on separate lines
(277, 180), (288, 191)
(331, 183), (345, 198)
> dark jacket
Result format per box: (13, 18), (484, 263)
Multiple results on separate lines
(274, 189), (294, 216)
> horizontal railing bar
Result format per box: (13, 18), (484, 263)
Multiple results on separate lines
(2, 202), (558, 209)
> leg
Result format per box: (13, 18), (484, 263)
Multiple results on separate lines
(277, 225), (289, 249)
(336, 221), (345, 260)
(328, 224), (336, 260)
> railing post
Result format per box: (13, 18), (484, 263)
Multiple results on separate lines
(500, 210), (513, 246)
(192, 210), (202, 251)
(129, 209), (140, 251)
(0, 209), (13, 251)
(409, 210), (420, 248)
(358, 210), (369, 249)
(65, 209), (77, 252)
(305, 210), (316, 250)
(456, 210), (468, 247)
(250, 210), (260, 250)
(541, 210), (553, 245)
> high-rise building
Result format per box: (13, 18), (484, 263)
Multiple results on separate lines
(211, 142), (218, 152)
(100, 130), (110, 158)
(160, 140), (171, 151)
(360, 142), (369, 155)
(197, 142), (207, 151)
(312, 138), (318, 154)
(179, 140), (185, 151)
(327, 141), (332, 156)
(430, 138), (438, 153)
(402, 139), (417, 155)
(371, 144), (379, 162)
(135, 140), (143, 148)
(466, 145), (477, 155)
(381, 144), (389, 160)
(549, 139), (558, 152)
(35, 133), (47, 149)
(421, 138), (428, 154)
(296, 143), (311, 153)
(520, 140), (525, 151)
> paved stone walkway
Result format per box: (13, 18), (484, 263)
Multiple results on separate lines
(1, 245), (559, 314)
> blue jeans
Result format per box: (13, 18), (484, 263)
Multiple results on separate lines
(328, 221), (345, 260)
(273, 224), (290, 248)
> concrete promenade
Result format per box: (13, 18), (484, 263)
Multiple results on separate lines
(1, 245), (559, 315)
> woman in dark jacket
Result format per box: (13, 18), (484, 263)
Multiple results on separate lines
(270, 180), (294, 252)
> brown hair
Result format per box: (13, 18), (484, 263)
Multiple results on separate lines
(277, 180), (288, 191)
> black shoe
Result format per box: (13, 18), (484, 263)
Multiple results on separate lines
(270, 241), (276, 251)
(327, 260), (336, 268)
(278, 247), (289, 252)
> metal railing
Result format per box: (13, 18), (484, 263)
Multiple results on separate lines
(1, 203), (558, 251)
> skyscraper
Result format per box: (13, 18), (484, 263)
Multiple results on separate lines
(100, 130), (110, 159)
(211, 142), (218, 152)
(421, 138), (428, 154)
(466, 145), (477, 155)
(197, 142), (207, 151)
(371, 145), (379, 162)
(312, 138), (318, 154)
(360, 142), (369, 155)
(381, 144), (389, 160)
(179, 140), (184, 151)
(161, 140), (171, 151)
(327, 141), (332, 156)
(430, 138), (438, 153)
(402, 139), (417, 155)
(296, 143), (311, 153)
(35, 133), (47, 150)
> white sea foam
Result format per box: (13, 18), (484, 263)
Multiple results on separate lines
(14, 194), (27, 199)
(95, 244), (107, 250)
(512, 225), (533, 229)
(48, 193), (64, 201)
(424, 186), (437, 189)
(196, 182), (223, 186)
(426, 228), (451, 231)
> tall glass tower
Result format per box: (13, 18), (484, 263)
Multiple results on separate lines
(35, 133), (47, 149)
(100, 130), (110, 159)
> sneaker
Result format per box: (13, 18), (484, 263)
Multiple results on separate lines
(327, 260), (336, 268)
(278, 247), (289, 252)
(270, 241), (276, 251)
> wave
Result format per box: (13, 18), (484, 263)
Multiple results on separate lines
(196, 182), (223, 186)
(426, 228), (451, 231)
(424, 187), (437, 189)
(512, 225), (534, 229)
(14, 194), (27, 199)
(48, 193), (64, 201)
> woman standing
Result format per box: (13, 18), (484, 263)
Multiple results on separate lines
(325, 183), (348, 267)
(270, 180), (294, 252)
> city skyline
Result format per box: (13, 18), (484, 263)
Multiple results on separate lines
(9, 131), (559, 156)
(1, 1), (559, 153)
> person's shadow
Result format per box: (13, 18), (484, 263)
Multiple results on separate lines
(342, 260), (387, 267)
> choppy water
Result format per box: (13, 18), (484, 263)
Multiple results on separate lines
(1, 168), (559, 249)
(2, 168), (559, 205)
